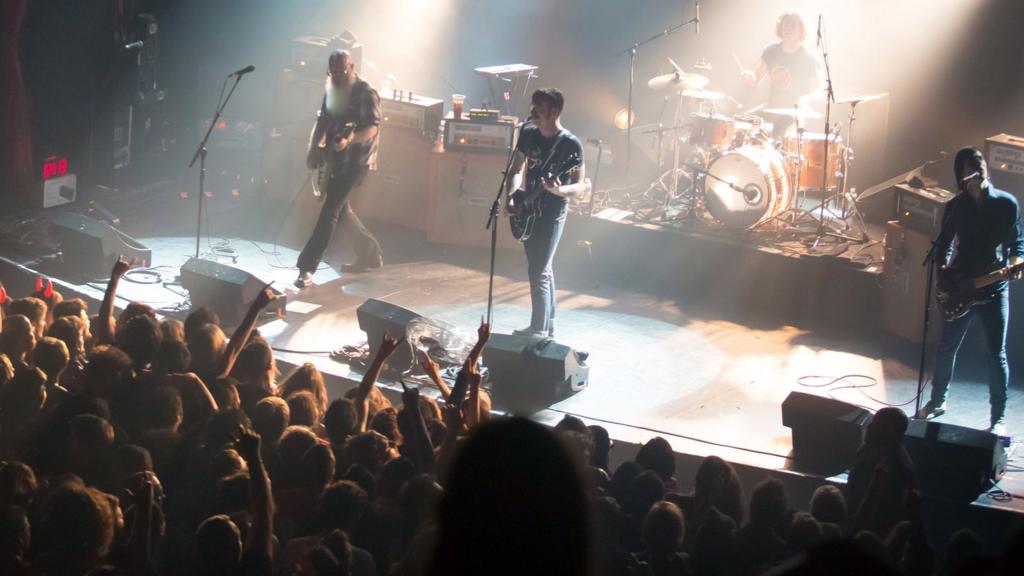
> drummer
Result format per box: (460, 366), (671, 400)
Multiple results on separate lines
(739, 9), (822, 138)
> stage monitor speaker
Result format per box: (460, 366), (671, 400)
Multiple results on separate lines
(902, 420), (1007, 502)
(483, 333), (589, 415)
(356, 298), (421, 375)
(781, 392), (872, 475)
(425, 151), (520, 250)
(179, 257), (287, 329)
(49, 212), (151, 279)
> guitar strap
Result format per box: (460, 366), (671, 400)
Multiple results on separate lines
(537, 129), (566, 183)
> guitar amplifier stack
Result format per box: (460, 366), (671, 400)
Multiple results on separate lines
(985, 133), (1024, 200)
(425, 151), (519, 250)
(881, 220), (939, 344)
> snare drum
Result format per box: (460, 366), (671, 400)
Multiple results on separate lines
(704, 146), (791, 229)
(691, 112), (735, 149)
(784, 132), (845, 191)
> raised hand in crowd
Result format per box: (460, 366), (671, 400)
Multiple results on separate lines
(355, 333), (405, 432)
(400, 380), (435, 474)
(233, 426), (275, 567)
(97, 255), (136, 345)
(216, 282), (278, 379)
(419, 350), (451, 400)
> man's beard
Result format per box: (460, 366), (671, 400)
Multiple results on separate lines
(325, 76), (352, 118)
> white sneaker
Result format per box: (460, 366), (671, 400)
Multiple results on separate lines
(989, 418), (1007, 437)
(294, 271), (313, 288)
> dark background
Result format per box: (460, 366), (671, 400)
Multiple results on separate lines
(17, 0), (1024, 195)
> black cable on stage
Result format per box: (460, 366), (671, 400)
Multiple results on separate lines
(797, 373), (921, 410)
(545, 408), (793, 461)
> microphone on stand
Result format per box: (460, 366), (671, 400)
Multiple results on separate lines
(587, 138), (603, 146)
(816, 14), (822, 47)
(695, 0), (700, 35)
(123, 41), (144, 51)
(228, 65), (256, 77)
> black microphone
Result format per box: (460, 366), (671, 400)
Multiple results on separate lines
(587, 138), (603, 146)
(228, 65), (255, 77)
(695, 0), (700, 35)
(123, 41), (144, 51)
(816, 14), (822, 47)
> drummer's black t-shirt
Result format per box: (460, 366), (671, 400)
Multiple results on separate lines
(761, 42), (819, 108)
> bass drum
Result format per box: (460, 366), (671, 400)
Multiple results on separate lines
(704, 146), (791, 229)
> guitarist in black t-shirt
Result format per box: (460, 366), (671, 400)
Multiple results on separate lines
(294, 49), (383, 289)
(503, 88), (586, 337)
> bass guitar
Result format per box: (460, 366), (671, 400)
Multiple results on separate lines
(507, 150), (581, 242)
(310, 119), (357, 201)
(936, 261), (1024, 321)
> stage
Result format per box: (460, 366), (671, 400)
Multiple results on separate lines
(2, 187), (1023, 531)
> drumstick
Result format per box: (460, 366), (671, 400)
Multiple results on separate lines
(731, 53), (746, 73)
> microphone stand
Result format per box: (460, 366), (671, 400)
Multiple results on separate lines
(811, 15), (860, 247)
(613, 4), (700, 175)
(914, 239), (941, 418)
(485, 122), (527, 325)
(188, 72), (245, 259)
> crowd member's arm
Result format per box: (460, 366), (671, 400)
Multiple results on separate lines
(419, 351), (451, 400)
(215, 284), (277, 379)
(355, 334), (404, 432)
(235, 428), (274, 565)
(435, 368), (477, 482)
(400, 381), (435, 474)
(97, 256), (134, 345)
(163, 372), (219, 429)
(463, 322), (490, 429)
(126, 475), (156, 575)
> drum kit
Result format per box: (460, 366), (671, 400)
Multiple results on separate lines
(636, 59), (885, 242)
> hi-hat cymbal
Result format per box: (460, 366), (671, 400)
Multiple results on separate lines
(647, 71), (709, 92)
(680, 89), (739, 105)
(834, 92), (888, 105)
(762, 106), (823, 119)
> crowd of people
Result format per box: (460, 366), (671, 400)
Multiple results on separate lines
(0, 259), (1021, 576)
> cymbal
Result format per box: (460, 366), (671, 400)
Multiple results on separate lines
(647, 71), (709, 92)
(680, 89), (739, 105)
(762, 106), (823, 119)
(834, 92), (888, 105)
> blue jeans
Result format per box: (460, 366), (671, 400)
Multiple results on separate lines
(929, 288), (1009, 423)
(523, 197), (567, 336)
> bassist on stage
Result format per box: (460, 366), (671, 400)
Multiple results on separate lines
(918, 147), (1024, 435)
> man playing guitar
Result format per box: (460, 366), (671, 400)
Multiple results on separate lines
(918, 147), (1024, 436)
(294, 49), (383, 289)
(504, 88), (586, 338)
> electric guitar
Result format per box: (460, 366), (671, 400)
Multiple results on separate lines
(936, 261), (1024, 321)
(507, 151), (581, 242)
(310, 119), (357, 201)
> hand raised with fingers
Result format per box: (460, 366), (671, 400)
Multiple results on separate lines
(378, 333), (405, 359)
(254, 282), (279, 308)
(420, 349), (440, 374)
(112, 255), (136, 278)
(476, 321), (491, 346)
(232, 427), (262, 463)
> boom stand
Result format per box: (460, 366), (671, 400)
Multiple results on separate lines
(188, 73), (244, 259)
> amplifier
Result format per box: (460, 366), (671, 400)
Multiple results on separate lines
(381, 93), (443, 137)
(985, 133), (1024, 198)
(290, 35), (362, 75)
(893, 184), (954, 235)
(444, 119), (515, 154)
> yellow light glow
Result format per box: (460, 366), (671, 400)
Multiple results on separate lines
(614, 108), (636, 130)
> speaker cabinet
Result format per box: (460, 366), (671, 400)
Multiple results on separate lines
(179, 258), (286, 329)
(882, 221), (940, 344)
(48, 212), (151, 279)
(426, 151), (520, 250)
(353, 128), (433, 231)
(483, 333), (589, 415)
(781, 392), (872, 475)
(903, 420), (1007, 502)
(356, 298), (421, 375)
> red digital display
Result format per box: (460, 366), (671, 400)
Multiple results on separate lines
(42, 155), (69, 180)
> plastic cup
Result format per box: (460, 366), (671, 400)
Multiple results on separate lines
(452, 94), (465, 119)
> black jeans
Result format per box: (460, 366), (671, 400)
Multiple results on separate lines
(523, 196), (567, 336)
(296, 164), (382, 274)
(928, 287), (1009, 423)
